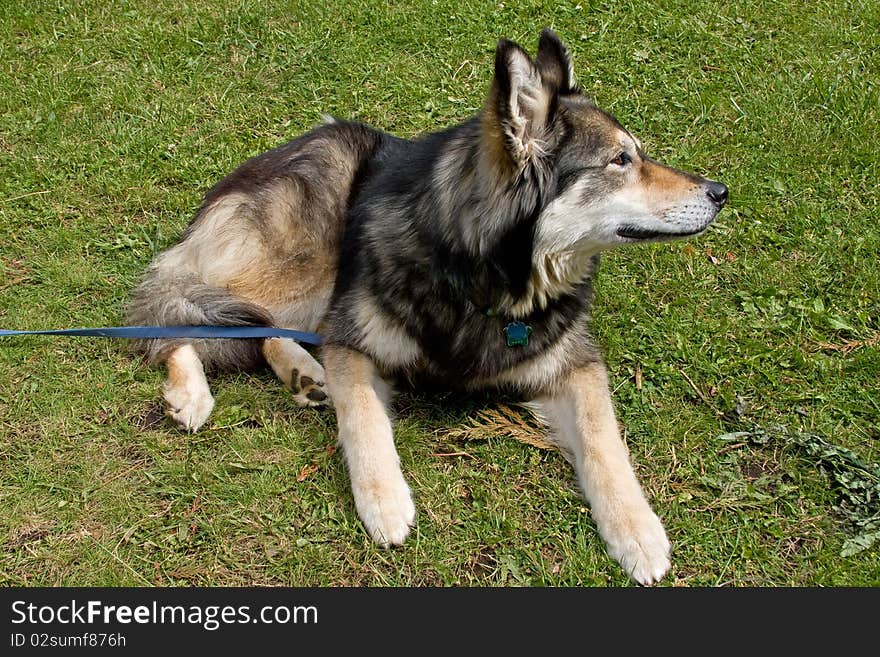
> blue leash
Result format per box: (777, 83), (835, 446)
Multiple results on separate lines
(0, 325), (323, 345)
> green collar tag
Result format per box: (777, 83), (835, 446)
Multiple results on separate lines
(503, 321), (532, 347)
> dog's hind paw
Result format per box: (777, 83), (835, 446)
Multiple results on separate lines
(603, 510), (671, 586)
(288, 367), (331, 408)
(262, 338), (331, 408)
(353, 472), (416, 547)
(163, 380), (215, 433)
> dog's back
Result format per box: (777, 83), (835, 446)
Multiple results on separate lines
(126, 119), (383, 371)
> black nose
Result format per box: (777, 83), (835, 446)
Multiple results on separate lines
(706, 181), (728, 207)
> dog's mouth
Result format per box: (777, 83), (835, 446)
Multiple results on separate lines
(616, 225), (708, 241)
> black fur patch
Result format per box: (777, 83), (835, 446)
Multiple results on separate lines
(325, 112), (600, 394)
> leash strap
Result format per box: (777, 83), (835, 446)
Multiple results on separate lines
(0, 325), (323, 345)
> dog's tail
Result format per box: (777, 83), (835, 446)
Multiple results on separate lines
(125, 264), (274, 372)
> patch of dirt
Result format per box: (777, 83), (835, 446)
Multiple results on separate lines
(467, 547), (498, 578)
(5, 518), (54, 551)
(130, 402), (167, 430)
(740, 460), (767, 481)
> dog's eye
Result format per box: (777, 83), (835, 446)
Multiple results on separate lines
(610, 152), (631, 167)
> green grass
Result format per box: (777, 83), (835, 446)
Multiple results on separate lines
(1, 0), (878, 586)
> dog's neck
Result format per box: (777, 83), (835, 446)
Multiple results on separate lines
(492, 249), (598, 318)
(431, 118), (596, 319)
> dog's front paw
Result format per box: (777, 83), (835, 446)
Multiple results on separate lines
(352, 471), (416, 547)
(163, 379), (215, 433)
(602, 509), (671, 586)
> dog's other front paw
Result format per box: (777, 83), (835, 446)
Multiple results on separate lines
(602, 509), (671, 586)
(352, 471), (416, 547)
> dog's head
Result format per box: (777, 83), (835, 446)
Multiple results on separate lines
(482, 29), (727, 259)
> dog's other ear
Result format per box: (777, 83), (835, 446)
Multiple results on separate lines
(487, 39), (556, 169)
(536, 28), (577, 94)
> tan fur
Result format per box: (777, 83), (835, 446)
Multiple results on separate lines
(480, 97), (519, 181)
(323, 345), (415, 546)
(531, 362), (671, 585)
(638, 158), (702, 209)
(186, 194), (258, 289)
(163, 344), (215, 432)
(165, 344), (195, 391)
(189, 182), (338, 319)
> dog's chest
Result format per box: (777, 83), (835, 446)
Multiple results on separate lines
(360, 288), (597, 395)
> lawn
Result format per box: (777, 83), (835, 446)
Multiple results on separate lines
(0, 0), (877, 586)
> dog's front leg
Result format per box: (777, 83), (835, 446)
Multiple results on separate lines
(535, 361), (670, 585)
(323, 345), (415, 546)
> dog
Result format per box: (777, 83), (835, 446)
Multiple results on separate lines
(126, 29), (727, 585)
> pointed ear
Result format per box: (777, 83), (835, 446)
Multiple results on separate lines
(489, 38), (555, 167)
(536, 28), (577, 94)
